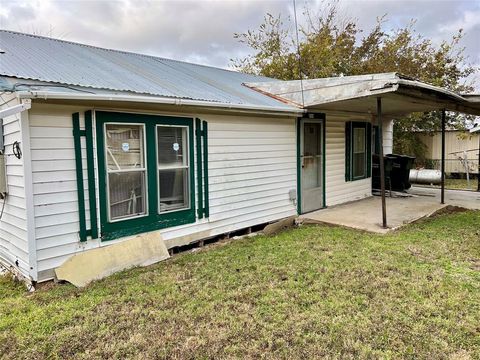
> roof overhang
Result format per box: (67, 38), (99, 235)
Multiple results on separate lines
(15, 90), (304, 117)
(245, 73), (480, 117)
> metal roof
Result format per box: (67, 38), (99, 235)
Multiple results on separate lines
(0, 30), (294, 109)
(245, 73), (480, 117)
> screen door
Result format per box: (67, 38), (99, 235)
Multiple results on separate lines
(301, 120), (323, 213)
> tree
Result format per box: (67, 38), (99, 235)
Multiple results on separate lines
(231, 4), (477, 160)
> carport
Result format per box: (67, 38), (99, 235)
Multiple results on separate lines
(246, 73), (480, 230)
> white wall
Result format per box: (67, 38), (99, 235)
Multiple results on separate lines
(28, 104), (298, 281)
(383, 119), (394, 155)
(0, 93), (30, 278)
(324, 117), (372, 207)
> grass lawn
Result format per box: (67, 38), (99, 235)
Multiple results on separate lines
(427, 178), (478, 191)
(1, 211), (479, 359)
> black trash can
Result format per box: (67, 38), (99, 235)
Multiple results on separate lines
(387, 154), (416, 191)
(372, 154), (394, 191)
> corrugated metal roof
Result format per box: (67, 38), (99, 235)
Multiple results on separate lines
(0, 30), (293, 109)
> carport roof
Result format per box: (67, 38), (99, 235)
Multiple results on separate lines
(245, 73), (480, 117)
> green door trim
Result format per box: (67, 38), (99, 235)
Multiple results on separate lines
(296, 114), (326, 215)
(96, 111), (196, 241)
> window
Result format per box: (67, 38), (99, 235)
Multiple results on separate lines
(157, 126), (189, 213)
(96, 111), (198, 241)
(352, 127), (366, 178)
(345, 122), (372, 181)
(105, 124), (147, 221)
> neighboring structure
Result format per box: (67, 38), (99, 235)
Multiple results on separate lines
(1, 31), (479, 284)
(418, 130), (479, 174)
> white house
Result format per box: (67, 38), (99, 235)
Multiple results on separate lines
(1, 31), (479, 284)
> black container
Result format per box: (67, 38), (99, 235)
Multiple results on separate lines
(386, 154), (416, 191)
(372, 154), (393, 191)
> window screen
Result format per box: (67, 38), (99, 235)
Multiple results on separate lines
(105, 124), (146, 220)
(157, 126), (189, 213)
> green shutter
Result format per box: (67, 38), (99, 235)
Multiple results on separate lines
(72, 113), (87, 242)
(202, 120), (209, 218)
(345, 121), (352, 182)
(84, 111), (98, 239)
(195, 119), (209, 219)
(195, 118), (203, 219)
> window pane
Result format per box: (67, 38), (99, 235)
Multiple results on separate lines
(353, 128), (365, 153)
(159, 169), (189, 212)
(157, 126), (187, 167)
(353, 153), (365, 178)
(108, 171), (146, 220)
(304, 123), (322, 156)
(105, 124), (144, 170)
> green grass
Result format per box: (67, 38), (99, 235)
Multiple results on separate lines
(1, 211), (480, 359)
(428, 178), (478, 190)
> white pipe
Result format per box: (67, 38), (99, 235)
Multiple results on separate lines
(0, 101), (31, 118)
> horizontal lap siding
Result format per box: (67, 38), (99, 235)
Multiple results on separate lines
(30, 104), (297, 280)
(159, 115), (297, 242)
(0, 94), (29, 277)
(325, 118), (371, 206)
(29, 104), (96, 277)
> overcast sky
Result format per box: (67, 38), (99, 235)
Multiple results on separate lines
(1, 0), (479, 86)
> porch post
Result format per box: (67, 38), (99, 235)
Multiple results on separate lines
(441, 109), (446, 204)
(377, 97), (387, 228)
(477, 133), (480, 192)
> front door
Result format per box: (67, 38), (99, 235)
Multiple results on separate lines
(300, 120), (324, 213)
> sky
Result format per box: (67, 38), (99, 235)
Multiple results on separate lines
(1, 0), (479, 87)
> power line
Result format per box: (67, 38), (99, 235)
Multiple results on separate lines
(293, 0), (305, 108)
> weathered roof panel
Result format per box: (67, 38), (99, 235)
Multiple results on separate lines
(245, 73), (480, 116)
(0, 30), (294, 109)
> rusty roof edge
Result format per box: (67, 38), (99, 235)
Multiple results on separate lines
(242, 83), (304, 108)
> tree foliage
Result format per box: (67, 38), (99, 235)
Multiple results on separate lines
(231, 4), (477, 159)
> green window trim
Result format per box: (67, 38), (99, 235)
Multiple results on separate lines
(96, 111), (196, 241)
(345, 121), (372, 182)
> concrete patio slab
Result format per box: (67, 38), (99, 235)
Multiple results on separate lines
(299, 195), (446, 234)
(409, 186), (480, 210)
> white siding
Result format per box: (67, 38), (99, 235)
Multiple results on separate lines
(324, 117), (371, 207)
(29, 104), (298, 281)
(0, 94), (29, 277)
(28, 104), (95, 280)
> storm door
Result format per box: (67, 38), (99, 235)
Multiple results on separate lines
(300, 120), (324, 213)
